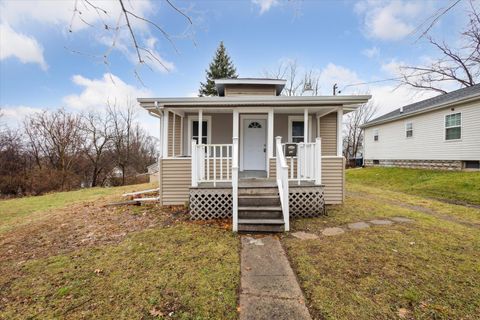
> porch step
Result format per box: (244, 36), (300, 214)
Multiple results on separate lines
(238, 218), (284, 225)
(238, 205), (282, 219)
(237, 224), (285, 233)
(238, 187), (278, 196)
(238, 195), (280, 206)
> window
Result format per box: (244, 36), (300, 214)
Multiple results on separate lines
(248, 121), (262, 129)
(288, 116), (312, 143)
(373, 160), (380, 165)
(291, 121), (305, 143)
(373, 129), (379, 141)
(463, 161), (480, 169)
(405, 122), (413, 138)
(445, 113), (461, 140)
(192, 120), (208, 144)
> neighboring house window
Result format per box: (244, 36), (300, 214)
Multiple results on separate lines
(445, 113), (461, 140)
(288, 116), (312, 143)
(373, 129), (379, 141)
(405, 122), (413, 138)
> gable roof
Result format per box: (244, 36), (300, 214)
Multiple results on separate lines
(363, 84), (480, 128)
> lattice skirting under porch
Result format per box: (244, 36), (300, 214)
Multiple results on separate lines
(289, 186), (325, 218)
(189, 186), (326, 220)
(189, 188), (233, 220)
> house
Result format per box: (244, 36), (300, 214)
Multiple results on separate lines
(363, 84), (480, 170)
(139, 78), (370, 232)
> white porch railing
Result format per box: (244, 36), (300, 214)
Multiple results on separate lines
(191, 141), (233, 187)
(191, 139), (239, 232)
(282, 137), (322, 185)
(276, 136), (290, 231)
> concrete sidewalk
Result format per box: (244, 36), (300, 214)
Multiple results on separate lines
(239, 236), (312, 320)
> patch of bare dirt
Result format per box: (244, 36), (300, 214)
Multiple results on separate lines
(0, 201), (188, 265)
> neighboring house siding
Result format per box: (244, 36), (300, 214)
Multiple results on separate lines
(224, 84), (276, 96)
(364, 101), (480, 161)
(268, 156), (344, 204)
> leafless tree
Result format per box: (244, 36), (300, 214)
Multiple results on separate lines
(343, 101), (378, 166)
(69, 0), (193, 82)
(23, 109), (83, 190)
(400, 1), (479, 94)
(80, 110), (114, 187)
(263, 60), (321, 96)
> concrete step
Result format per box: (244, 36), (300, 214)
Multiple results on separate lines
(238, 224), (285, 233)
(238, 195), (280, 206)
(238, 218), (284, 225)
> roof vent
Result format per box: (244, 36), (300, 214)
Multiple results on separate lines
(400, 106), (404, 113)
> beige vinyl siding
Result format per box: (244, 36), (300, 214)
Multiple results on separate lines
(268, 156), (344, 204)
(364, 101), (480, 161)
(168, 112), (182, 157)
(319, 112), (337, 156)
(224, 84), (276, 96)
(159, 158), (190, 205)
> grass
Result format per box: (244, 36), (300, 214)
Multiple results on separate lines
(1, 223), (239, 319)
(0, 184), (240, 319)
(283, 168), (480, 319)
(0, 183), (153, 234)
(346, 167), (480, 205)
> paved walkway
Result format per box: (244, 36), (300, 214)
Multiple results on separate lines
(239, 236), (312, 320)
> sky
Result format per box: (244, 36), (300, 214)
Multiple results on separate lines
(0, 0), (473, 137)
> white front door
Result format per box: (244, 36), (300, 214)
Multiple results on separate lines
(243, 119), (267, 170)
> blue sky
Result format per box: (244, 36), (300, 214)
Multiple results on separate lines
(0, 0), (471, 136)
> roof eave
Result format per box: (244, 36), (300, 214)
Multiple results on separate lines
(362, 95), (480, 128)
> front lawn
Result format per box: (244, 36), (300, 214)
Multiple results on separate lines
(346, 167), (480, 205)
(0, 186), (240, 319)
(283, 168), (480, 319)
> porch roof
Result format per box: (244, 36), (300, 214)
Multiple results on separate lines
(138, 95), (371, 115)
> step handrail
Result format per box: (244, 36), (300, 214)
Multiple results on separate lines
(275, 136), (289, 231)
(232, 137), (239, 232)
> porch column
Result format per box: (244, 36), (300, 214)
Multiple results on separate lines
(304, 108), (309, 142)
(337, 107), (343, 157)
(232, 109), (239, 138)
(198, 109), (203, 144)
(162, 110), (169, 157)
(267, 108), (274, 177)
(316, 115), (321, 138)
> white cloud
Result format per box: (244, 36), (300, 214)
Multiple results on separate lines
(0, 23), (47, 70)
(63, 73), (151, 111)
(0, 105), (43, 127)
(252, 0), (279, 14)
(362, 46), (380, 58)
(318, 63), (363, 93)
(355, 0), (427, 41)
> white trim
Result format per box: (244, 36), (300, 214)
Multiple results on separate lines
(187, 115), (212, 155)
(288, 115), (313, 143)
(162, 110), (169, 157)
(215, 78), (287, 86)
(337, 108), (343, 157)
(240, 114), (268, 171)
(444, 111), (462, 141)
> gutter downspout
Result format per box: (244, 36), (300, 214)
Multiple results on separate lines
(153, 101), (164, 204)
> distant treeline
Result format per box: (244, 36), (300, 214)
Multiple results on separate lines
(0, 104), (157, 197)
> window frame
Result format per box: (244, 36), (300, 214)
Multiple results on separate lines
(405, 122), (413, 138)
(288, 116), (313, 143)
(444, 112), (462, 141)
(373, 129), (379, 142)
(187, 115), (212, 155)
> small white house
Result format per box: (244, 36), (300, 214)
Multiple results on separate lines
(363, 84), (480, 170)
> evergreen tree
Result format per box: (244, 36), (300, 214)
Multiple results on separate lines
(199, 41), (238, 96)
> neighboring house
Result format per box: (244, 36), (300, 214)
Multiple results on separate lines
(139, 78), (370, 232)
(363, 84), (480, 171)
(146, 162), (159, 183)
